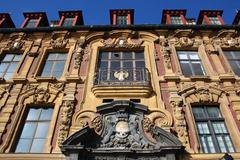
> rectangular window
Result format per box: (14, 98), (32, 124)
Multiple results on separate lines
(25, 19), (38, 28)
(96, 51), (146, 84)
(171, 16), (183, 24)
(15, 107), (53, 153)
(223, 51), (240, 76)
(192, 106), (235, 153)
(177, 51), (205, 76)
(62, 18), (75, 26)
(0, 54), (22, 79)
(208, 17), (221, 25)
(41, 52), (67, 79)
(116, 16), (127, 25)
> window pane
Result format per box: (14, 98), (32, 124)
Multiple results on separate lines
(135, 61), (145, 68)
(225, 135), (235, 152)
(35, 122), (50, 138)
(191, 62), (205, 75)
(111, 61), (120, 70)
(62, 18), (74, 27)
(135, 52), (144, 59)
(99, 61), (108, 69)
(41, 61), (53, 76)
(111, 52), (120, 60)
(25, 19), (38, 28)
(15, 139), (31, 153)
(197, 122), (210, 134)
(57, 54), (67, 60)
(27, 108), (41, 120)
(20, 122), (37, 138)
(122, 52), (133, 59)
(99, 52), (109, 59)
(207, 136), (216, 153)
(123, 61), (133, 68)
(200, 136), (208, 153)
(178, 53), (188, 59)
(217, 136), (227, 152)
(3, 54), (14, 61)
(13, 55), (22, 61)
(189, 53), (200, 60)
(192, 107), (205, 119)
(47, 54), (58, 60)
(7, 62), (17, 72)
(3, 73), (13, 80)
(207, 107), (221, 118)
(0, 63), (8, 73)
(180, 61), (192, 76)
(213, 122), (227, 134)
(229, 61), (240, 76)
(30, 139), (45, 153)
(40, 108), (53, 120)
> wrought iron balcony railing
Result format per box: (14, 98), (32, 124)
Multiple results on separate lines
(94, 68), (150, 86)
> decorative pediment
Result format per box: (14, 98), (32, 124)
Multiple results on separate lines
(100, 37), (143, 49)
(50, 31), (70, 49)
(178, 84), (224, 103)
(61, 101), (182, 159)
(7, 32), (26, 51)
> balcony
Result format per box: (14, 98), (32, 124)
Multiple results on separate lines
(92, 68), (152, 97)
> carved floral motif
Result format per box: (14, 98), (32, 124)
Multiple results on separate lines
(50, 37), (68, 49)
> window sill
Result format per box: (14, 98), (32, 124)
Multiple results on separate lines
(35, 76), (57, 82)
(92, 85), (152, 98)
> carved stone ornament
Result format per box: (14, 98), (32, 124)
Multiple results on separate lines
(100, 37), (143, 49)
(159, 37), (172, 69)
(58, 100), (75, 145)
(27, 39), (42, 57)
(74, 38), (88, 69)
(178, 83), (224, 104)
(33, 88), (50, 104)
(50, 37), (68, 49)
(7, 38), (25, 51)
(61, 101), (182, 160)
(114, 70), (129, 81)
(170, 100), (190, 148)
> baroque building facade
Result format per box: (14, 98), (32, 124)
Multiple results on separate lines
(0, 9), (239, 159)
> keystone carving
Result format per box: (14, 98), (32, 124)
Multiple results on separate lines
(100, 37), (143, 49)
(50, 32), (70, 49)
(33, 88), (50, 104)
(58, 100), (75, 145)
(7, 33), (26, 51)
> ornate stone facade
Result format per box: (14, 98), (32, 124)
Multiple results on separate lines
(0, 21), (239, 160)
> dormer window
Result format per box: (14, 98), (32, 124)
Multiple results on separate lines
(116, 15), (127, 25)
(110, 9), (134, 25)
(0, 13), (15, 28)
(58, 11), (84, 27)
(171, 16), (183, 24)
(25, 19), (38, 28)
(62, 17), (75, 27)
(161, 10), (187, 25)
(233, 10), (240, 25)
(21, 12), (49, 28)
(197, 10), (224, 25)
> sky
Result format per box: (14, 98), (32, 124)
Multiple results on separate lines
(1, 0), (240, 27)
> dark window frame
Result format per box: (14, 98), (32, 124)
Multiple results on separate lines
(177, 51), (205, 76)
(192, 105), (235, 153)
